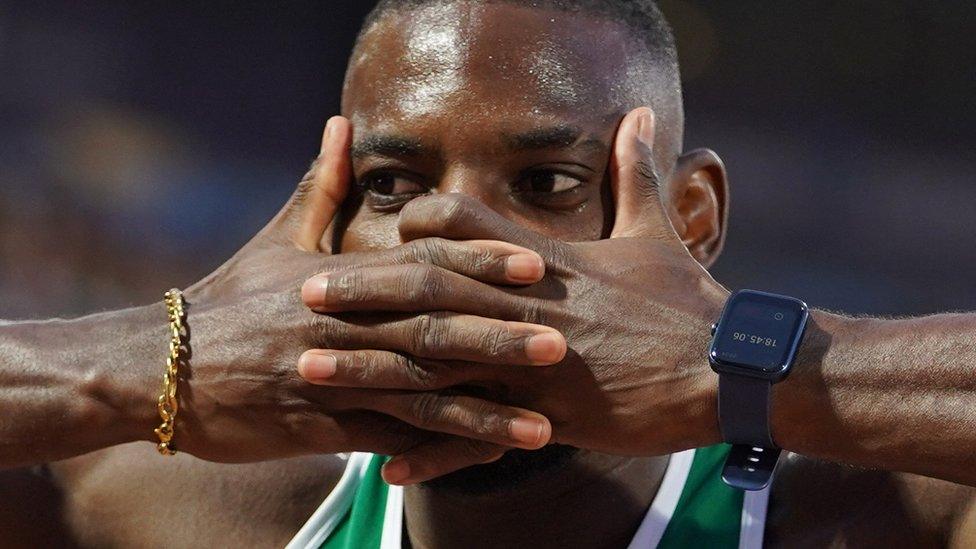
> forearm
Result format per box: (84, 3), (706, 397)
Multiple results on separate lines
(773, 311), (976, 485)
(0, 306), (160, 468)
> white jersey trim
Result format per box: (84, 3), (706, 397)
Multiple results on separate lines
(739, 481), (771, 549)
(380, 484), (404, 549)
(626, 449), (695, 548)
(286, 453), (371, 549)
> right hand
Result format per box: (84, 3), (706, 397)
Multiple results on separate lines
(295, 108), (730, 484)
(172, 116), (564, 463)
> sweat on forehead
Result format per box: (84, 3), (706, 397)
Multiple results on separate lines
(342, 0), (684, 164)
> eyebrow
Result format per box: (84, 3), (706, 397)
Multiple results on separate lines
(351, 135), (431, 159)
(504, 125), (607, 155)
(351, 125), (608, 160)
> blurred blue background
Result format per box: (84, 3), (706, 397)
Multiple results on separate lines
(1, 1), (974, 319)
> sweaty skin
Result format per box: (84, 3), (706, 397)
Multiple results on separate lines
(337, 5), (676, 545)
(6, 2), (974, 548)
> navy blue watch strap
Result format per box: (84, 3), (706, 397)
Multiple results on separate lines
(718, 374), (779, 491)
(718, 375), (775, 447)
(722, 444), (781, 491)
(710, 289), (809, 491)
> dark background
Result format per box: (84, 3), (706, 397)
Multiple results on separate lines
(1, 1), (974, 319)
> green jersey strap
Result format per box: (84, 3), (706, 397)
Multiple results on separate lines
(287, 454), (401, 549)
(288, 446), (770, 549)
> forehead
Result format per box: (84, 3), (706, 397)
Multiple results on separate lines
(343, 2), (649, 135)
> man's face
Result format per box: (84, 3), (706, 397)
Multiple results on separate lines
(339, 1), (669, 252)
(338, 2), (682, 491)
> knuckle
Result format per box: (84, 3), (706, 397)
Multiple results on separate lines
(420, 238), (496, 277)
(396, 354), (439, 389)
(332, 270), (369, 302)
(471, 403), (506, 439)
(416, 237), (451, 266)
(286, 412), (319, 446)
(467, 246), (499, 275)
(401, 264), (441, 305)
(481, 324), (521, 359)
(397, 238), (441, 265)
(350, 350), (379, 383)
(436, 194), (474, 232)
(416, 312), (450, 354)
(393, 242), (420, 264)
(409, 393), (452, 427)
(410, 313), (434, 353)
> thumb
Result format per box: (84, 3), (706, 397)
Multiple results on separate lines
(609, 107), (674, 239)
(266, 116), (353, 251)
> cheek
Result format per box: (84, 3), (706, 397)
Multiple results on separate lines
(340, 211), (402, 252)
(517, 206), (606, 242)
(524, 182), (611, 242)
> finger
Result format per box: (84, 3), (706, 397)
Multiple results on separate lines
(301, 410), (431, 456)
(382, 439), (507, 485)
(299, 349), (492, 390)
(369, 392), (551, 451)
(268, 116), (353, 251)
(302, 263), (535, 319)
(609, 107), (674, 238)
(397, 194), (557, 257)
(297, 116), (353, 251)
(308, 237), (545, 287)
(317, 311), (567, 366)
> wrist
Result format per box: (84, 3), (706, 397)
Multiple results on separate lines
(77, 305), (165, 447)
(0, 306), (163, 466)
(769, 309), (861, 455)
(62, 305), (164, 450)
(689, 286), (727, 450)
(692, 368), (723, 449)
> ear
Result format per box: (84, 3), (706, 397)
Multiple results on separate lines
(666, 148), (729, 268)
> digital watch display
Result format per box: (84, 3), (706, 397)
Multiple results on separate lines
(709, 290), (808, 379)
(708, 289), (809, 491)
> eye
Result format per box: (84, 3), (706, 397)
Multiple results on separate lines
(360, 172), (426, 196)
(511, 168), (590, 211)
(515, 171), (584, 194)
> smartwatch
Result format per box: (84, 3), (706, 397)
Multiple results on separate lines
(708, 289), (809, 491)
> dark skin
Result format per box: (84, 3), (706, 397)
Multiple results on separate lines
(298, 4), (976, 547)
(322, 6), (697, 543)
(0, 124), (559, 467)
(0, 115), (570, 547)
(3, 2), (976, 548)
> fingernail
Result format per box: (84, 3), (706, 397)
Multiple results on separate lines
(637, 108), (655, 147)
(299, 352), (337, 380)
(510, 418), (546, 447)
(525, 332), (567, 364)
(505, 254), (544, 282)
(301, 275), (330, 309)
(383, 459), (411, 485)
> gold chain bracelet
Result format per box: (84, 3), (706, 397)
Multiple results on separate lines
(154, 288), (186, 455)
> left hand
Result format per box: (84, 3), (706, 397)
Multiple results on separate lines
(173, 116), (560, 465)
(301, 108), (730, 484)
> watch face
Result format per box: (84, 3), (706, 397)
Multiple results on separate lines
(710, 290), (809, 376)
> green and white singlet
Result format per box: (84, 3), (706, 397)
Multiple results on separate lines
(288, 445), (770, 549)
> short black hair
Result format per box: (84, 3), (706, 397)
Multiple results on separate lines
(361, 0), (678, 83)
(363, 0), (677, 63)
(354, 0), (685, 161)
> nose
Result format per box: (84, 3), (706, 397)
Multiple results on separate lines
(437, 165), (498, 207)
